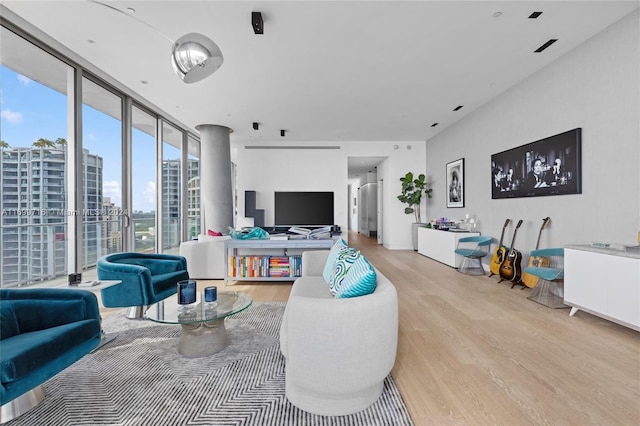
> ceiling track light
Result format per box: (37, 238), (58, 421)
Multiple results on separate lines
(252, 11), (264, 34)
(89, 0), (223, 84)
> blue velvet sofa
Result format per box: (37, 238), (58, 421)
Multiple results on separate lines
(97, 252), (189, 319)
(0, 288), (102, 422)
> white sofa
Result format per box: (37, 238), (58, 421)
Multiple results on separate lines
(179, 235), (229, 279)
(279, 250), (398, 416)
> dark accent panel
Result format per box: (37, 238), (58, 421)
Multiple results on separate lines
(245, 191), (256, 217)
(254, 209), (265, 227)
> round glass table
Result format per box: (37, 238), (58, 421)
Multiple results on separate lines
(145, 291), (252, 357)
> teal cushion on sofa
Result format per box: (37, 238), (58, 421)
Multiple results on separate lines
(328, 248), (360, 295)
(334, 255), (377, 298)
(322, 239), (348, 283)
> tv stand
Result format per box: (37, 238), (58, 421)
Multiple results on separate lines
(224, 237), (336, 284)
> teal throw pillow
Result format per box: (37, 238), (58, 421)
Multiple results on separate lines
(334, 255), (377, 298)
(322, 239), (348, 283)
(328, 248), (360, 295)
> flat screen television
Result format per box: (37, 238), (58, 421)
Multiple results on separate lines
(274, 191), (334, 226)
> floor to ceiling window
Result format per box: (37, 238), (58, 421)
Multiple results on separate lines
(0, 21), (201, 287)
(0, 26), (71, 286)
(131, 106), (157, 254)
(81, 77), (123, 266)
(161, 122), (182, 253)
(187, 135), (201, 239)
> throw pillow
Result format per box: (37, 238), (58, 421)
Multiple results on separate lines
(334, 254), (377, 298)
(328, 247), (360, 295)
(322, 239), (348, 283)
(207, 229), (223, 236)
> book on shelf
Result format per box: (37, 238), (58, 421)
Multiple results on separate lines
(227, 255), (302, 278)
(288, 226), (332, 238)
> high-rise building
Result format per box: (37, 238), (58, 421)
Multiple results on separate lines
(0, 146), (103, 286)
(161, 158), (200, 248)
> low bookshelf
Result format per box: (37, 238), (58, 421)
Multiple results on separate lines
(224, 238), (336, 284)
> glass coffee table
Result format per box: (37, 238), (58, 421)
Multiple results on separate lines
(145, 291), (252, 357)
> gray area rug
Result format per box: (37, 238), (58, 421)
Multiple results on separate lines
(6, 302), (413, 426)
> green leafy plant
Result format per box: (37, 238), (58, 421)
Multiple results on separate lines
(397, 172), (433, 223)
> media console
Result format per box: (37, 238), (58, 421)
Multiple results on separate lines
(224, 237), (337, 284)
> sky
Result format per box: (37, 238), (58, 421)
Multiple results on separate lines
(0, 65), (176, 213)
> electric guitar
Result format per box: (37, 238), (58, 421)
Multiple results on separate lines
(498, 219), (523, 284)
(522, 217), (551, 288)
(489, 219), (511, 277)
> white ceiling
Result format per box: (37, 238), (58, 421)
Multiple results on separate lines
(2, 1), (638, 178)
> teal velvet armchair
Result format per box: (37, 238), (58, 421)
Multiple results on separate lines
(97, 252), (189, 319)
(0, 288), (102, 423)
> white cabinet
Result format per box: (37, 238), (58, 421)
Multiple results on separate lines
(565, 246), (640, 331)
(417, 227), (480, 268)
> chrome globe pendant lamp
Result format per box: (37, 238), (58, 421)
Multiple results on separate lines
(171, 33), (224, 84)
(88, 1), (223, 84)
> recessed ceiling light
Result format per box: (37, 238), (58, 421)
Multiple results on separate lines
(140, 80), (148, 84)
(431, 123), (439, 127)
(87, 39), (95, 44)
(534, 39), (558, 53)
(529, 11), (543, 19)
(453, 105), (463, 111)
(492, 12), (502, 18)
(126, 7), (135, 14)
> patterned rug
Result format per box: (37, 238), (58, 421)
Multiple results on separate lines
(6, 302), (413, 426)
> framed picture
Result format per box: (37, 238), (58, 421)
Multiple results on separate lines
(491, 128), (582, 199)
(446, 158), (464, 208)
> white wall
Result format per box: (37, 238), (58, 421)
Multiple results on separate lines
(424, 10), (639, 253)
(231, 141), (426, 249)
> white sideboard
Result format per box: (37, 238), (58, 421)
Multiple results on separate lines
(417, 227), (480, 268)
(564, 245), (640, 331)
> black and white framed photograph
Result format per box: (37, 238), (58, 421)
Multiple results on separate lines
(491, 128), (582, 199)
(446, 158), (464, 208)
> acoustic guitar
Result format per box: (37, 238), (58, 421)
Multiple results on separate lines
(522, 217), (551, 289)
(489, 219), (511, 277)
(498, 219), (523, 285)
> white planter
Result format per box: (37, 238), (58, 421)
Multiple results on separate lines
(411, 223), (425, 251)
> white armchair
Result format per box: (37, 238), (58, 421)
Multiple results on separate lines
(179, 235), (230, 279)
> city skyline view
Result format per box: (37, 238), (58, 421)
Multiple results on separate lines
(1, 66), (164, 213)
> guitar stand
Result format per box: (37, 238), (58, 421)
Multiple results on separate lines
(510, 280), (525, 289)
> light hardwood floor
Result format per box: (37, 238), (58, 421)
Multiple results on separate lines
(101, 231), (640, 425)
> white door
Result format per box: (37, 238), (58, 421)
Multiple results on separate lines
(377, 179), (383, 244)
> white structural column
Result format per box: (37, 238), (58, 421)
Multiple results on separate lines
(196, 124), (234, 234)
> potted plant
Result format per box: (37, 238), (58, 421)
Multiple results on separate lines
(398, 172), (433, 250)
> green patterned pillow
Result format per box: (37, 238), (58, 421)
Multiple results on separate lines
(322, 239), (348, 283)
(328, 248), (360, 295)
(334, 254), (377, 298)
